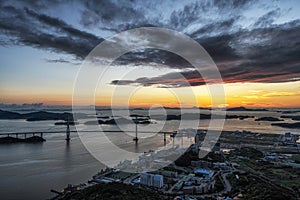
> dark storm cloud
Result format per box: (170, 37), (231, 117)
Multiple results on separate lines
(0, 0), (299, 86)
(78, 0), (167, 34)
(169, 0), (252, 30)
(80, 0), (146, 28)
(112, 17), (240, 68)
(190, 18), (236, 38)
(111, 19), (300, 87)
(0, 4), (103, 59)
(113, 49), (191, 69)
(111, 70), (206, 88)
(44, 58), (70, 64)
(253, 8), (281, 27)
(44, 58), (81, 65)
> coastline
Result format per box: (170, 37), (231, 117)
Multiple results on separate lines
(50, 129), (300, 200)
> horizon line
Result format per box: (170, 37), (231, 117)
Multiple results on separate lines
(1, 103), (300, 110)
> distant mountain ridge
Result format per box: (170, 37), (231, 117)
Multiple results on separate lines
(227, 106), (268, 112)
(0, 109), (73, 121)
(0, 109), (22, 119)
(0, 109), (257, 122)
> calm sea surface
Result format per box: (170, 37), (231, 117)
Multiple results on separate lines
(0, 109), (299, 199)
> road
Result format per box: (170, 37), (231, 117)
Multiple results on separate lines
(220, 172), (232, 193)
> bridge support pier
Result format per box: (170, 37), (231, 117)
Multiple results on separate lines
(133, 116), (138, 143)
(66, 120), (70, 142)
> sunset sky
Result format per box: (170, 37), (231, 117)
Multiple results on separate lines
(0, 0), (300, 108)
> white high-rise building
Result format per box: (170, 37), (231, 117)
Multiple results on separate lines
(140, 173), (149, 186)
(140, 173), (163, 188)
(153, 174), (163, 188)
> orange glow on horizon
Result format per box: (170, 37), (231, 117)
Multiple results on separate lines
(1, 81), (300, 108)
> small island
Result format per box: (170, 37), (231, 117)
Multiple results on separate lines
(227, 106), (268, 112)
(0, 109), (91, 121)
(84, 117), (152, 125)
(255, 117), (283, 122)
(281, 115), (300, 121)
(0, 136), (45, 144)
(271, 122), (300, 129)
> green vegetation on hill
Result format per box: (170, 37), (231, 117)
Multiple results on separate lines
(59, 183), (167, 200)
(229, 172), (298, 200)
(233, 147), (264, 159)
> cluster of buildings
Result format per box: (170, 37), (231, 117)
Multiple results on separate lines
(135, 130), (224, 195)
(171, 169), (216, 195)
(115, 146), (186, 172)
(257, 151), (300, 168)
(191, 130), (221, 155)
(280, 132), (300, 146)
(131, 166), (216, 195)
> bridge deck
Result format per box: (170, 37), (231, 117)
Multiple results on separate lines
(0, 130), (177, 135)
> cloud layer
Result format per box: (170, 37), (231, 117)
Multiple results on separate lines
(0, 3), (103, 59)
(0, 0), (300, 87)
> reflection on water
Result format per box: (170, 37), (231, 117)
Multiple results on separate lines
(134, 141), (139, 153)
(0, 135), (101, 200)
